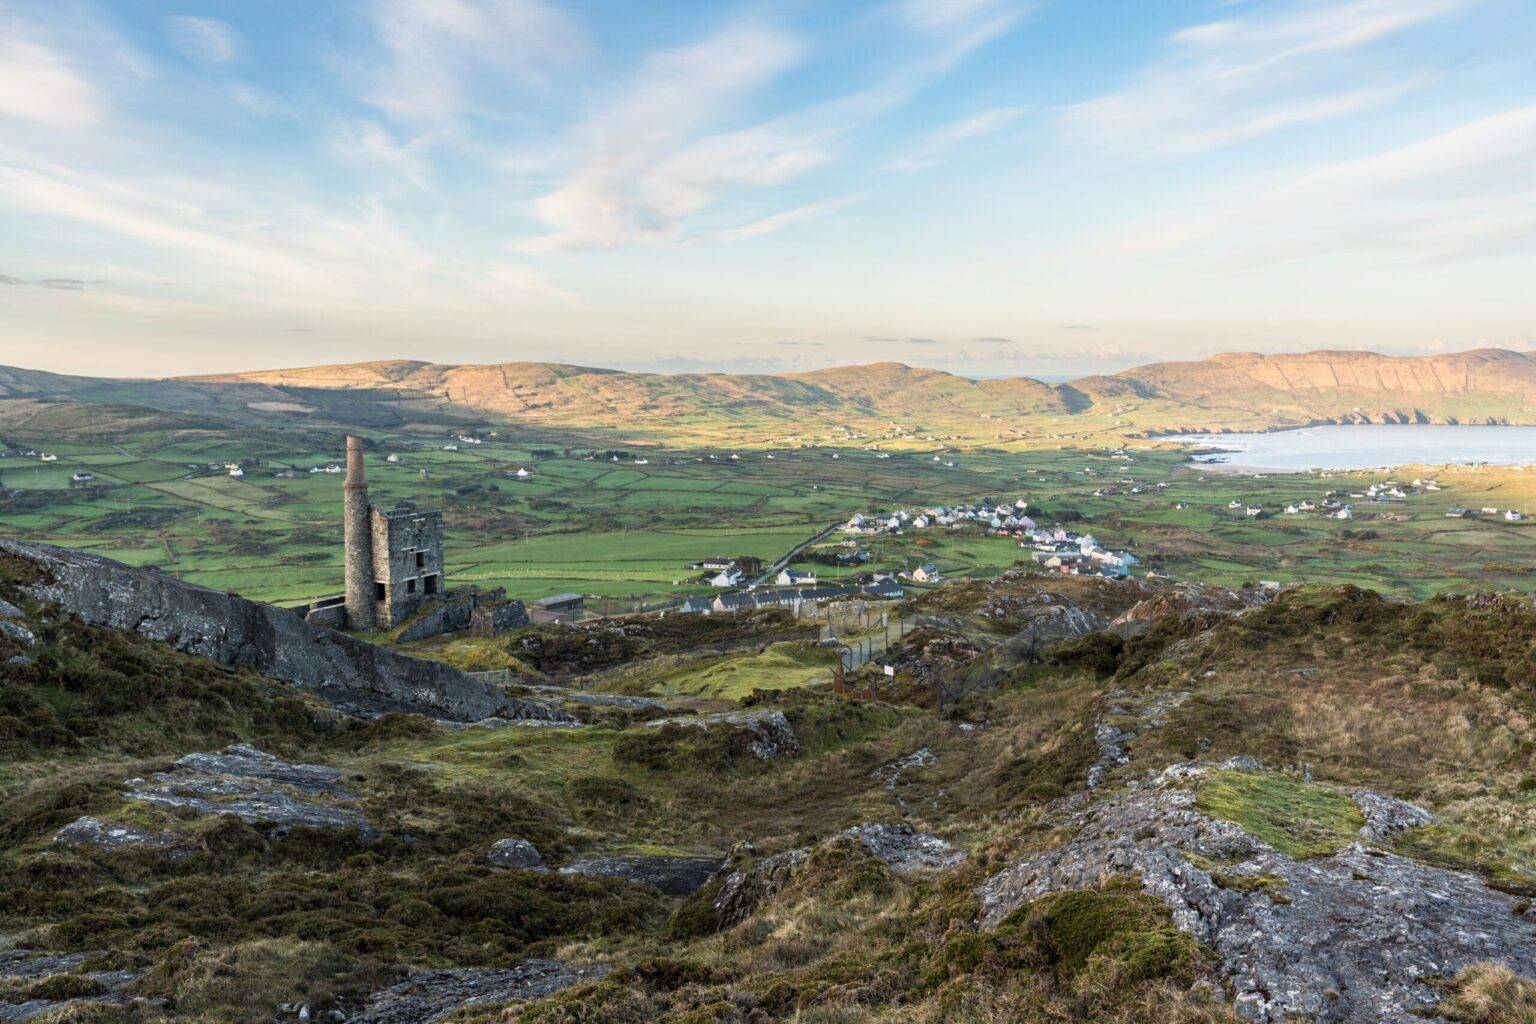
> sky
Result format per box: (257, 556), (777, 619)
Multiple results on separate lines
(1, 0), (1534, 380)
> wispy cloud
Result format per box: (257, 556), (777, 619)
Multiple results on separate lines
(1105, 103), (1536, 265)
(890, 105), (1027, 170)
(1064, 0), (1478, 156)
(519, 3), (1032, 253)
(362, 0), (586, 123)
(718, 196), (855, 242)
(517, 20), (806, 252)
(0, 34), (104, 126)
(486, 263), (578, 303)
(165, 16), (238, 65)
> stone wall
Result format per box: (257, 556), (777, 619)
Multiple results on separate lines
(470, 600), (531, 638)
(305, 602), (347, 630)
(1, 538), (514, 722)
(392, 587), (510, 644)
(370, 507), (445, 627)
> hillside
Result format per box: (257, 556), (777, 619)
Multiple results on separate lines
(1102, 349), (1536, 433)
(4, 548), (1536, 1023)
(5, 348), (1536, 446)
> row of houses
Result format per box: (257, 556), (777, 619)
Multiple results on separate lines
(843, 498), (1034, 535)
(676, 578), (905, 615)
(1447, 506), (1526, 521)
(1022, 526), (1139, 578)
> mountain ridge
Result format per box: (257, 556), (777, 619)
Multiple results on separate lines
(5, 348), (1536, 443)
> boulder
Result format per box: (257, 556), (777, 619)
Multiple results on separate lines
(487, 838), (544, 870)
(0, 597), (24, 619)
(644, 710), (800, 760)
(1351, 788), (1435, 842)
(711, 846), (812, 928)
(349, 962), (609, 1024)
(0, 619), (35, 647)
(561, 854), (724, 895)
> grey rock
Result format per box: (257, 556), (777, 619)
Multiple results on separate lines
(487, 838), (544, 870)
(350, 961), (609, 1024)
(644, 710), (801, 760)
(1352, 788), (1435, 842)
(710, 823), (961, 929)
(525, 686), (664, 710)
(0, 597), (23, 619)
(712, 846), (812, 928)
(843, 823), (963, 872)
(5, 655), (31, 667)
(0, 619), (35, 647)
(0, 538), (519, 722)
(977, 771), (1536, 1024)
(1087, 721), (1135, 789)
(0, 950), (142, 1024)
(561, 854), (724, 895)
(53, 815), (186, 857)
(872, 748), (937, 789)
(126, 744), (371, 835)
(175, 743), (344, 792)
(0, 952), (90, 981)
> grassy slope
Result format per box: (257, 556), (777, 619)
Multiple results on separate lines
(8, 563), (1536, 1021)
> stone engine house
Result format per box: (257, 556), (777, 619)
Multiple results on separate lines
(342, 435), (444, 630)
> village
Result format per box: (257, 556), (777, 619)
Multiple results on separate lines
(843, 499), (1142, 579)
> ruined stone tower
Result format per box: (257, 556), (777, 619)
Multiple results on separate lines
(342, 435), (376, 631)
(340, 435), (446, 631)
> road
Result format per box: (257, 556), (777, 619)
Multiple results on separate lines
(747, 520), (843, 588)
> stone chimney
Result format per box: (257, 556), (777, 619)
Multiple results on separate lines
(342, 435), (375, 631)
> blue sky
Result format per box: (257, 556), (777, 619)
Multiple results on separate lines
(1, 0), (1533, 378)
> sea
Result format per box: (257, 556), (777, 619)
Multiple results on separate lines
(1172, 424), (1536, 472)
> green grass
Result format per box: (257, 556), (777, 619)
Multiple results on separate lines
(648, 641), (839, 700)
(1195, 770), (1364, 859)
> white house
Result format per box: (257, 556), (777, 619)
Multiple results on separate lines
(910, 563), (943, 583)
(776, 568), (816, 586)
(710, 566), (743, 588)
(1333, 507), (1354, 520)
(386, 454), (400, 463)
(228, 467), (244, 478)
(515, 468), (532, 479)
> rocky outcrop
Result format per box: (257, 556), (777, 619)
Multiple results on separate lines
(712, 847), (813, 928)
(561, 855), (725, 896)
(349, 962), (609, 1024)
(977, 769), (1536, 1023)
(53, 816), (187, 858)
(0, 538), (523, 722)
(0, 950), (144, 1023)
(842, 823), (964, 872)
(487, 838), (545, 870)
(644, 710), (801, 760)
(709, 822), (963, 929)
(1351, 788), (1435, 842)
(524, 685), (665, 710)
(111, 744), (371, 837)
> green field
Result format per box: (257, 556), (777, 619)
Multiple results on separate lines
(5, 424), (1536, 603)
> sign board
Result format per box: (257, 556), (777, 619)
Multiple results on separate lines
(883, 665), (895, 677)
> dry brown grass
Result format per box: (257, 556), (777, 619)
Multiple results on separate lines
(1438, 963), (1536, 1024)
